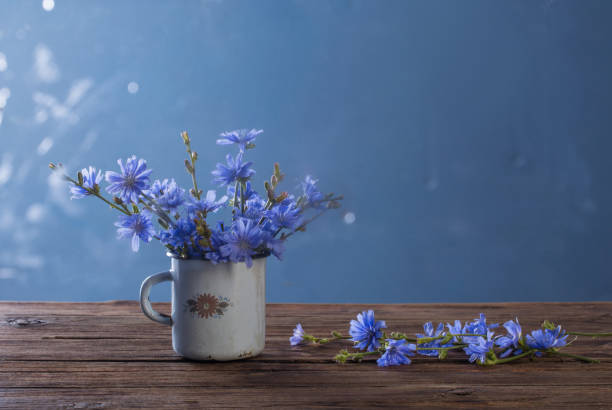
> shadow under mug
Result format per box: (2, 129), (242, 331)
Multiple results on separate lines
(139, 256), (266, 361)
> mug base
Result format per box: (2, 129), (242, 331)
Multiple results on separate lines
(174, 346), (264, 362)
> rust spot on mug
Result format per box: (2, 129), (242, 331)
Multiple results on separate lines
(238, 350), (253, 358)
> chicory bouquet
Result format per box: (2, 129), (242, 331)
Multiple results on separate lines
(50, 129), (342, 266)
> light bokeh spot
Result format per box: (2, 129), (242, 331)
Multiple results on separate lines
(127, 81), (139, 94)
(0, 52), (7, 72)
(37, 137), (54, 156)
(343, 212), (356, 225)
(42, 0), (55, 12)
(26, 203), (46, 223)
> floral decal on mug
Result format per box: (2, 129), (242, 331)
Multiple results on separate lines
(185, 293), (231, 319)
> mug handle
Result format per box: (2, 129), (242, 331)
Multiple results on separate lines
(139, 271), (173, 326)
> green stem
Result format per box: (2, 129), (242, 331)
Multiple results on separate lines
(65, 177), (131, 216)
(240, 181), (246, 215)
(182, 136), (201, 200)
(280, 209), (326, 240)
(354, 350), (382, 357)
(491, 349), (534, 364)
(189, 166), (200, 200)
(299, 193), (343, 212)
(416, 344), (467, 351)
(549, 351), (600, 363)
(339, 350), (383, 362)
(232, 181), (239, 217)
(568, 331), (612, 337)
(417, 333), (484, 344)
(138, 198), (174, 227)
(257, 199), (275, 226)
(140, 192), (157, 204)
(308, 331), (352, 344)
(387, 332), (417, 342)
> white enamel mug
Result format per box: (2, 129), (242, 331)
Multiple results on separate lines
(139, 256), (266, 361)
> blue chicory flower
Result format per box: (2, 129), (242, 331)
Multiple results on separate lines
(114, 213), (156, 252)
(495, 318), (523, 358)
(147, 178), (185, 211)
(290, 323), (306, 346)
(105, 156), (152, 203)
(464, 330), (495, 364)
(377, 339), (416, 367)
(416, 322), (451, 356)
(349, 310), (386, 352)
(219, 218), (264, 268)
(70, 166), (103, 199)
(212, 153), (255, 186)
(462, 313), (499, 344)
(526, 326), (568, 356)
(446, 319), (466, 343)
(226, 181), (258, 202)
(159, 217), (198, 251)
(301, 175), (325, 209)
(238, 196), (268, 221)
(264, 201), (304, 231)
(217, 128), (263, 152)
(187, 190), (227, 215)
(205, 224), (229, 264)
(261, 230), (285, 260)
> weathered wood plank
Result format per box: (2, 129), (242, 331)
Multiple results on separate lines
(2, 361), (612, 388)
(1, 386), (612, 409)
(0, 302), (611, 408)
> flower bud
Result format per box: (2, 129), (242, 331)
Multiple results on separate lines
(274, 163), (285, 182)
(113, 196), (123, 205)
(327, 200), (341, 209)
(264, 181), (275, 202)
(275, 191), (288, 203)
(541, 320), (556, 330)
(334, 350), (349, 364)
(77, 171), (84, 185)
(191, 152), (198, 162)
(184, 159), (194, 173)
(181, 131), (190, 144)
(48, 162), (56, 169)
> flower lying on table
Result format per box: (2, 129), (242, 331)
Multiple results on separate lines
(49, 129), (342, 266)
(290, 311), (612, 367)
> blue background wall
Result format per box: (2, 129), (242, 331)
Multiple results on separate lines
(1, 0), (611, 302)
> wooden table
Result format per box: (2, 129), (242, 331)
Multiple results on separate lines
(1, 302), (611, 408)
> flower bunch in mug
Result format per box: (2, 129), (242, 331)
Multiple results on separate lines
(290, 311), (612, 367)
(50, 129), (342, 266)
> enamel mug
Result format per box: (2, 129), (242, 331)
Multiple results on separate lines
(139, 256), (266, 361)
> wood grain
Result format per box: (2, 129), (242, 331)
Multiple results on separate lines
(1, 302), (611, 408)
